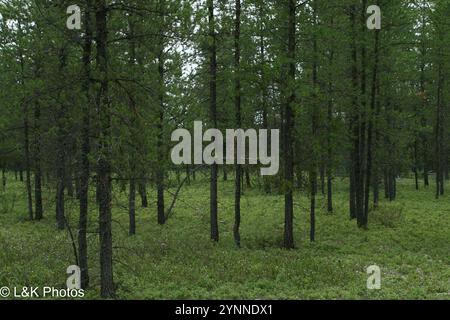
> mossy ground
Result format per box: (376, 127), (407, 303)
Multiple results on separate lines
(0, 173), (449, 299)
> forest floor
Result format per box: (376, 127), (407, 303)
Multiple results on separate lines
(0, 173), (449, 300)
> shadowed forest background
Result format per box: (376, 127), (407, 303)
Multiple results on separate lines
(0, 0), (449, 299)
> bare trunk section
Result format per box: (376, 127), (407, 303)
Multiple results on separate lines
(33, 98), (43, 221)
(349, 5), (358, 221)
(17, 21), (33, 221)
(364, 20), (380, 227)
(310, 0), (318, 242)
(129, 179), (136, 235)
(233, 0), (242, 248)
(138, 181), (148, 208)
(208, 0), (219, 242)
(55, 47), (68, 230)
(95, 0), (114, 298)
(78, 0), (93, 290)
(326, 44), (335, 214)
(283, 0), (295, 249)
(157, 3), (166, 225)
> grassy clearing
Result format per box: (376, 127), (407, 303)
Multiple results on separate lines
(0, 173), (449, 300)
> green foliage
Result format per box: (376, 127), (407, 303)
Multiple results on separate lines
(0, 174), (449, 300)
(371, 203), (405, 228)
(0, 0), (449, 300)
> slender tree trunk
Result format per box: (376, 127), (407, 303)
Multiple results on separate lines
(349, 5), (358, 221)
(373, 82), (382, 210)
(420, 16), (429, 188)
(435, 61), (443, 199)
(138, 181), (148, 208)
(17, 23), (33, 220)
(390, 173), (396, 201)
(129, 178), (136, 235)
(34, 98), (43, 220)
(357, 0), (368, 228)
(24, 109), (34, 220)
(66, 172), (75, 197)
(55, 48), (67, 230)
(245, 168), (251, 188)
(95, 0), (114, 298)
(259, 5), (271, 195)
(233, 0), (242, 248)
(310, 0), (319, 242)
(156, 46), (166, 225)
(326, 46), (334, 213)
(283, 0), (295, 249)
(384, 169), (389, 199)
(78, 0), (92, 290)
(185, 165), (190, 185)
(1, 168), (5, 191)
(364, 23), (380, 227)
(320, 166), (325, 196)
(414, 141), (419, 191)
(126, 16), (139, 235)
(208, 0), (219, 242)
(223, 167), (228, 182)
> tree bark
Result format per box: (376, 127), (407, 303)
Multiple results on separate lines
(208, 0), (219, 242)
(310, 0), (319, 242)
(129, 179), (136, 235)
(34, 98), (43, 220)
(283, 0), (295, 249)
(233, 0), (242, 248)
(55, 47), (67, 230)
(78, 0), (92, 290)
(138, 181), (148, 208)
(17, 21), (33, 221)
(364, 20), (380, 227)
(95, 0), (114, 298)
(156, 0), (166, 225)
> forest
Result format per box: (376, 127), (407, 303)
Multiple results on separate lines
(0, 0), (449, 300)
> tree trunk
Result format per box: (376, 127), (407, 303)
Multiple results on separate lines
(310, 0), (319, 242)
(17, 27), (33, 221)
(138, 181), (148, 208)
(208, 0), (219, 242)
(349, 5), (359, 221)
(1, 168), (5, 191)
(24, 117), (34, 221)
(95, 0), (114, 298)
(419, 15), (429, 189)
(373, 90), (381, 209)
(357, 0), (368, 229)
(364, 22), (380, 227)
(283, 0), (295, 249)
(34, 98), (43, 220)
(326, 46), (334, 213)
(78, 0), (92, 289)
(129, 179), (136, 235)
(66, 172), (75, 197)
(435, 60), (444, 199)
(156, 0), (166, 225)
(55, 47), (67, 230)
(245, 168), (251, 188)
(233, 0), (242, 248)
(320, 166), (325, 196)
(185, 165), (190, 185)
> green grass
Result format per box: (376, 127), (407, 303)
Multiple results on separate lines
(0, 173), (449, 300)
